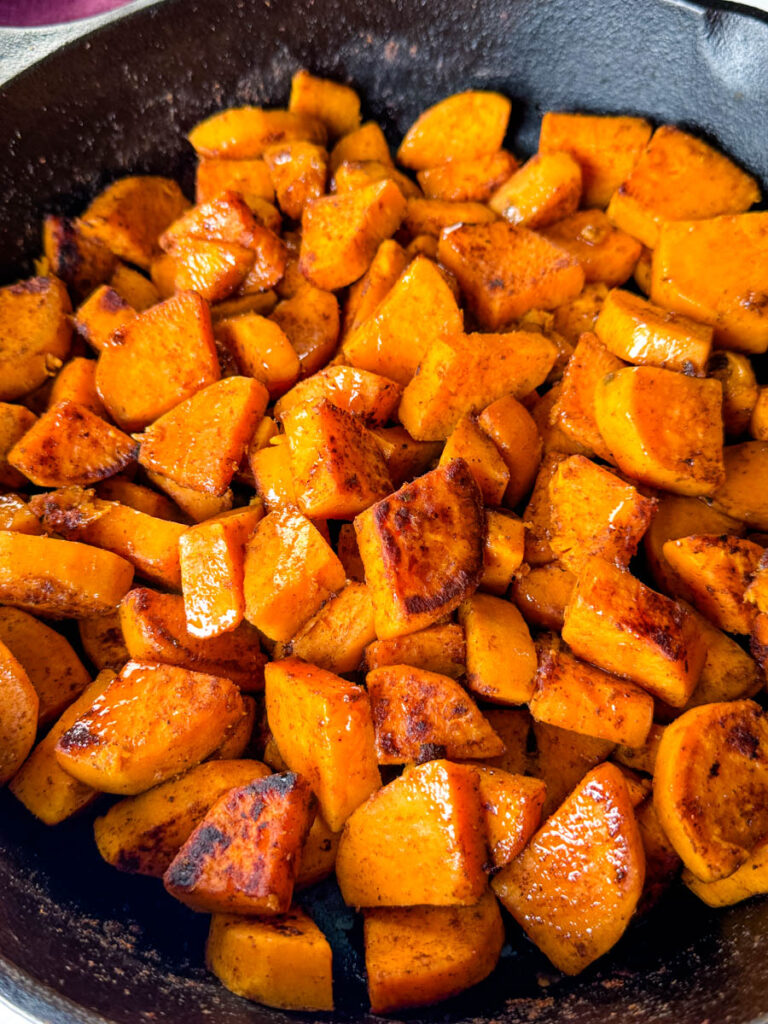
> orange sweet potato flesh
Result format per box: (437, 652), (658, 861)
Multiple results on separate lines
(709, 351), (759, 438)
(366, 664), (503, 764)
(489, 151), (582, 229)
(552, 331), (624, 462)
(164, 772), (315, 914)
(73, 285), (136, 353)
(369, 425), (442, 488)
(265, 658), (380, 831)
(614, 722), (666, 776)
(471, 765), (546, 869)
(196, 157), (274, 206)
(270, 285), (340, 379)
(0, 277), (72, 401)
(275, 365), (401, 427)
(48, 358), (105, 416)
(274, 582), (375, 676)
(330, 121), (391, 173)
(540, 210), (642, 287)
(109, 263), (159, 311)
(354, 460), (485, 639)
(249, 438), (297, 512)
(364, 891), (504, 1014)
(289, 69), (360, 138)
(188, 107), (327, 159)
(458, 593), (537, 705)
(418, 151), (519, 202)
(335, 759), (486, 906)
(402, 198), (496, 237)
(119, 587), (266, 691)
(480, 510), (526, 595)
(512, 562), (576, 631)
(0, 639), (39, 785)
(397, 91), (511, 170)
(264, 141), (328, 220)
(528, 718), (615, 819)
(161, 239), (255, 303)
(478, 394), (543, 508)
(0, 402), (37, 488)
(342, 239), (408, 338)
(96, 291), (220, 432)
(654, 701), (768, 882)
(439, 414), (510, 506)
(711, 442), (768, 531)
(78, 610), (129, 672)
(43, 215), (116, 299)
(55, 660), (245, 795)
(215, 315), (300, 399)
(365, 622), (466, 679)
(96, 477), (183, 522)
(522, 452), (569, 566)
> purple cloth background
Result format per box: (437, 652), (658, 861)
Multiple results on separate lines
(0, 0), (133, 26)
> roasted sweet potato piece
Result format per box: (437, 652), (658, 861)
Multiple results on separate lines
(531, 646), (654, 748)
(96, 291), (220, 431)
(0, 640), (39, 786)
(489, 151), (581, 228)
(471, 765), (546, 869)
(207, 908), (333, 1011)
(547, 455), (656, 573)
(594, 366), (724, 496)
(540, 209), (641, 287)
(295, 813), (340, 889)
(73, 285), (136, 352)
(402, 198), (495, 237)
(43, 214), (116, 299)
(369, 425), (442, 487)
(55, 660), (244, 794)
(160, 239), (256, 302)
(0, 532), (133, 618)
(539, 112), (652, 208)
(96, 477), (183, 521)
(439, 414), (509, 506)
(354, 460), (484, 639)
(607, 126), (759, 248)
(685, 837), (768, 908)
(336, 522), (365, 581)
(512, 562), (576, 631)
(662, 534), (763, 634)
(364, 891), (503, 1014)
(459, 593), (536, 705)
(418, 151), (519, 202)
(336, 758), (485, 905)
(343, 255), (462, 386)
(330, 121), (391, 172)
(0, 494), (42, 535)
(48, 358), (104, 417)
(528, 717), (615, 818)
(654, 700), (768, 881)
(189, 107), (327, 159)
(367, 664), (503, 764)
(262, 141), (328, 220)
(270, 284), (340, 378)
(522, 452), (568, 566)
(196, 158), (275, 206)
(80, 176), (189, 269)
(78, 610), (128, 673)
(332, 160), (421, 200)
(299, 179), (406, 291)
(708, 351), (759, 437)
(746, 552), (768, 613)
(342, 239), (408, 337)
(275, 365), (401, 427)
(482, 708), (532, 775)
(265, 658), (380, 830)
(365, 622), (465, 679)
(551, 331), (624, 461)
(119, 588), (266, 691)
(614, 722), (666, 776)
(752, 388), (768, 441)
(437, 221), (584, 330)
(493, 763), (644, 974)
(211, 290), (278, 323)
(0, 277), (72, 401)
(249, 437), (297, 511)
(215, 314), (300, 398)
(480, 510), (526, 595)
(164, 771), (315, 913)
(633, 796), (681, 912)
(476, 394), (543, 509)
(562, 557), (706, 707)
(274, 582), (375, 675)
(108, 263), (159, 310)
(397, 91), (511, 170)
(400, 330), (556, 442)
(0, 403), (37, 488)
(289, 69), (360, 138)
(711, 442), (768, 531)
(209, 694), (256, 760)
(752, 611), (768, 670)
(552, 282), (608, 346)
(144, 469), (233, 523)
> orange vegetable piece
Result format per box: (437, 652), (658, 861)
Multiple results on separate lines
(439, 414), (509, 505)
(275, 365), (401, 427)
(108, 263), (159, 311)
(263, 141), (328, 220)
(402, 198), (496, 237)
(330, 121), (391, 172)
(684, 836), (768, 908)
(160, 239), (256, 302)
(188, 107), (327, 159)
(458, 593), (537, 704)
(614, 722), (667, 776)
(512, 562), (576, 631)
(0, 639), (39, 786)
(527, 717), (615, 818)
(0, 276), (72, 401)
(552, 282), (608, 345)
(751, 387), (768, 440)
(540, 209), (642, 286)
(480, 509), (526, 595)
(289, 69), (361, 138)
(73, 285), (136, 352)
(0, 494), (43, 536)
(489, 151), (582, 228)
(483, 708), (532, 776)
(522, 452), (568, 566)
(417, 150), (519, 202)
(710, 441), (768, 531)
(331, 160), (421, 200)
(196, 158), (274, 207)
(43, 214), (116, 299)
(0, 402), (37, 488)
(365, 622), (466, 679)
(144, 469), (233, 522)
(270, 284), (340, 378)
(342, 239), (408, 337)
(96, 477), (183, 522)
(397, 91), (511, 170)
(249, 437), (297, 511)
(275, 581), (375, 676)
(48, 358), (105, 416)
(215, 314), (300, 398)
(708, 351), (759, 437)
(368, 425), (442, 488)
(551, 331), (624, 462)
(471, 765), (546, 869)
(478, 393), (543, 508)
(78, 610), (128, 672)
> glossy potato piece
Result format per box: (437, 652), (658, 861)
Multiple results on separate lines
(195, 158), (275, 206)
(654, 701), (768, 882)
(48, 358), (105, 417)
(249, 437), (297, 511)
(160, 239), (255, 303)
(369, 425), (442, 488)
(472, 765), (546, 869)
(364, 891), (503, 1014)
(418, 150), (519, 202)
(594, 367), (724, 496)
(614, 722), (666, 776)
(342, 239), (408, 337)
(330, 121), (391, 172)
(336, 759), (486, 906)
(477, 394), (542, 509)
(0, 277), (72, 401)
(0, 402), (37, 488)
(263, 141), (328, 220)
(73, 285), (136, 353)
(144, 470), (233, 522)
(42, 214), (116, 299)
(489, 151), (582, 228)
(55, 660), (245, 795)
(275, 365), (401, 427)
(480, 510), (526, 595)
(274, 582), (375, 675)
(492, 763), (645, 975)
(402, 198), (496, 237)
(397, 91), (511, 170)
(458, 593), (537, 705)
(78, 610), (129, 673)
(354, 460), (484, 639)
(711, 442), (768, 531)
(334, 161), (421, 201)
(512, 562), (576, 631)
(709, 351), (759, 437)
(95, 478), (183, 522)
(684, 838), (768, 908)
(365, 622), (466, 679)
(270, 285), (340, 379)
(108, 263), (159, 310)
(552, 331), (624, 461)
(635, 796), (682, 913)
(289, 69), (360, 138)
(189, 107), (327, 159)
(540, 210), (641, 287)
(0, 640), (39, 786)
(265, 658), (380, 831)
(522, 452), (569, 566)
(439, 414), (510, 506)
(216, 314), (300, 399)
(528, 719), (615, 819)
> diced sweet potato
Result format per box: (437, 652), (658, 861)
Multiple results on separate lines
(336, 758), (485, 905)
(109, 263), (159, 311)
(342, 239), (408, 337)
(402, 198), (495, 237)
(296, 813), (340, 889)
(332, 160), (421, 200)
(634, 796), (681, 912)
(477, 394), (543, 508)
(594, 366), (724, 496)
(364, 891), (503, 1014)
(522, 452), (568, 566)
(160, 239), (255, 302)
(55, 660), (244, 794)
(188, 107), (327, 159)
(752, 611), (768, 670)
(685, 837), (768, 908)
(206, 908), (333, 1011)
(418, 151), (519, 202)
(274, 582), (375, 675)
(438, 414), (509, 505)
(48, 358), (104, 417)
(369, 425), (442, 487)
(43, 214), (116, 298)
(528, 718), (616, 818)
(614, 722), (666, 776)
(290, 69), (360, 138)
(438, 221), (584, 330)
(480, 510), (525, 595)
(164, 771), (315, 913)
(607, 126), (759, 248)
(397, 91), (511, 170)
(0, 402), (37, 488)
(492, 763), (645, 974)
(471, 765), (546, 869)
(96, 477), (183, 522)
(73, 285), (136, 352)
(215, 314), (300, 398)
(144, 469), (233, 523)
(354, 460), (484, 639)
(263, 141), (327, 220)
(367, 664), (503, 764)
(654, 700), (768, 881)
(265, 658), (380, 830)
(365, 622), (466, 679)
(562, 557), (706, 707)
(458, 593), (536, 705)
(512, 562), (577, 631)
(275, 365), (401, 427)
(711, 442), (768, 531)
(336, 522), (365, 581)
(540, 210), (641, 287)
(0, 277), (72, 401)
(119, 587), (266, 691)
(0, 639), (39, 786)
(330, 122), (391, 172)
(709, 351), (759, 437)
(552, 282), (608, 345)
(78, 610), (129, 672)
(209, 694), (256, 760)
(551, 331), (624, 461)
(489, 151), (581, 228)
(482, 708), (532, 776)
(752, 388), (768, 440)
(249, 437), (297, 511)
(196, 158), (275, 206)
(0, 494), (43, 535)
(270, 284), (340, 378)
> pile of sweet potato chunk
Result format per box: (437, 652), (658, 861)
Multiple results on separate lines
(2, 70), (768, 1013)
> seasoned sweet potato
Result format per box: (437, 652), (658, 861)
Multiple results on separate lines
(522, 452), (569, 566)
(458, 593), (536, 704)
(752, 612), (768, 670)
(365, 622), (465, 679)
(189, 107), (327, 159)
(275, 367), (402, 430)
(248, 437), (297, 511)
(471, 765), (546, 869)
(160, 239), (256, 303)
(368, 425), (442, 487)
(265, 658), (380, 830)
(752, 387), (768, 441)
(480, 510), (526, 595)
(336, 758), (485, 906)
(482, 708), (532, 776)
(333, 160), (421, 200)
(55, 660), (244, 794)
(635, 796), (682, 912)
(527, 718), (615, 818)
(215, 314), (300, 398)
(402, 198), (496, 237)
(210, 694), (256, 759)
(0, 402), (37, 488)
(48, 358), (105, 417)
(489, 151), (582, 228)
(492, 763), (645, 974)
(144, 469), (233, 523)
(96, 477), (183, 522)
(196, 157), (274, 207)
(342, 239), (408, 338)
(73, 285), (136, 352)
(614, 722), (666, 776)
(711, 442), (768, 530)
(540, 209), (641, 287)
(552, 282), (608, 345)
(476, 394), (543, 509)
(439, 414), (510, 505)
(0, 640), (39, 786)
(289, 69), (360, 138)
(397, 91), (511, 170)
(0, 277), (72, 401)
(330, 121), (391, 172)
(263, 141), (328, 220)
(270, 284), (340, 378)
(512, 562), (576, 631)
(78, 610), (128, 673)
(0, 494), (42, 535)
(296, 813), (340, 889)
(43, 214), (116, 298)
(708, 351), (759, 437)
(418, 150), (519, 202)
(274, 582), (375, 675)
(108, 263), (159, 311)
(551, 331), (624, 461)
(685, 837), (768, 908)
(364, 891), (503, 1014)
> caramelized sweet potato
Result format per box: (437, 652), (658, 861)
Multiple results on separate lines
(522, 452), (569, 566)
(0, 277), (72, 401)
(48, 358), (105, 417)
(365, 622), (466, 679)
(196, 158), (275, 206)
(418, 150), (519, 202)
(368, 425), (442, 487)
(263, 141), (328, 220)
(333, 160), (420, 200)
(270, 284), (340, 378)
(614, 722), (666, 776)
(109, 263), (159, 310)
(144, 469), (233, 523)
(489, 151), (582, 228)
(458, 593), (537, 705)
(215, 314), (300, 398)
(512, 562), (576, 631)
(402, 198), (496, 237)
(480, 510), (526, 595)
(708, 351), (759, 437)
(540, 210), (642, 286)
(330, 122), (391, 172)
(397, 91), (511, 170)
(752, 388), (768, 441)
(289, 69), (360, 138)
(160, 239), (256, 302)
(342, 239), (408, 338)
(476, 394), (542, 509)
(0, 640), (39, 786)
(685, 837), (768, 908)
(248, 437), (297, 512)
(43, 214), (116, 298)
(73, 285), (136, 352)
(0, 402), (37, 488)
(552, 331), (624, 461)
(527, 718), (616, 818)
(711, 442), (768, 530)
(275, 365), (401, 427)
(274, 582), (375, 675)
(78, 610), (128, 673)
(439, 414), (509, 506)
(0, 494), (42, 535)
(188, 107), (327, 159)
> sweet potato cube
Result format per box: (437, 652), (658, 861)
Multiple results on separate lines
(209, 694), (256, 760)
(0, 402), (37, 488)
(295, 813), (340, 889)
(215, 314), (300, 398)
(483, 708), (532, 775)
(43, 214), (116, 298)
(471, 765), (546, 869)
(595, 288), (712, 376)
(249, 437), (297, 511)
(161, 239), (255, 302)
(179, 505), (264, 639)
(746, 552), (768, 614)
(481, 510), (526, 595)
(614, 722), (666, 776)
(299, 179), (406, 291)
(711, 442), (768, 531)
(275, 582), (375, 675)
(275, 365), (401, 426)
(342, 239), (408, 337)
(562, 557), (706, 707)
(196, 158), (275, 206)
(364, 891), (503, 1014)
(188, 107), (327, 159)
(96, 478), (180, 521)
(540, 209), (642, 286)
(418, 150), (519, 202)
(55, 660), (244, 794)
(607, 125), (759, 248)
(522, 452), (568, 566)
(78, 610), (129, 672)
(752, 612), (768, 670)
(478, 394), (543, 508)
(206, 908), (333, 1011)
(662, 534), (763, 635)
(552, 331), (624, 461)
(343, 255), (462, 386)
(685, 835), (768, 908)
(365, 622), (466, 679)
(354, 460), (484, 639)
(144, 469), (233, 523)
(336, 759), (485, 906)
(330, 121), (391, 172)
(96, 291), (220, 431)
(708, 351), (759, 437)
(0, 532), (133, 617)
(437, 221), (584, 330)
(654, 700), (768, 882)
(263, 141), (328, 220)
(120, 588), (266, 690)
(489, 151), (582, 228)
(9, 400), (137, 487)
(270, 285), (340, 378)
(527, 717), (616, 818)
(265, 658), (380, 830)
(367, 664), (503, 764)
(512, 562), (576, 631)
(651, 212), (768, 354)
(369, 425), (442, 487)
(402, 198), (496, 237)
(0, 277), (72, 401)
(290, 69), (360, 138)
(458, 593), (537, 704)
(332, 159), (421, 200)
(752, 388), (768, 440)
(73, 285), (136, 352)
(108, 263), (159, 311)
(164, 772), (315, 913)
(0, 640), (39, 785)
(547, 455), (656, 573)
(439, 415), (508, 506)
(492, 763), (644, 974)
(48, 358), (105, 416)
(399, 331), (557, 441)
(397, 91), (511, 170)
(594, 367), (725, 496)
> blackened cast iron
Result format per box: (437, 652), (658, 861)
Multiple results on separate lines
(0, 0), (767, 1021)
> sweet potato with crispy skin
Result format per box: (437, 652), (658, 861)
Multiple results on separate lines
(188, 107), (327, 159)
(471, 765), (546, 869)
(711, 442), (768, 530)
(397, 91), (511, 170)
(365, 623), (466, 679)
(270, 285), (340, 378)
(274, 582), (375, 675)
(489, 151), (582, 228)
(459, 593), (537, 705)
(0, 640), (39, 786)
(73, 285), (136, 352)
(540, 210), (641, 286)
(0, 277), (72, 401)
(512, 562), (576, 631)
(480, 510), (526, 595)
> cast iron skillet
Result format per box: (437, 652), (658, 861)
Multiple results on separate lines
(1, 0), (768, 1021)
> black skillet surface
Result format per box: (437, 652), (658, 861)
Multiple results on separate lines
(1, 0), (768, 1022)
